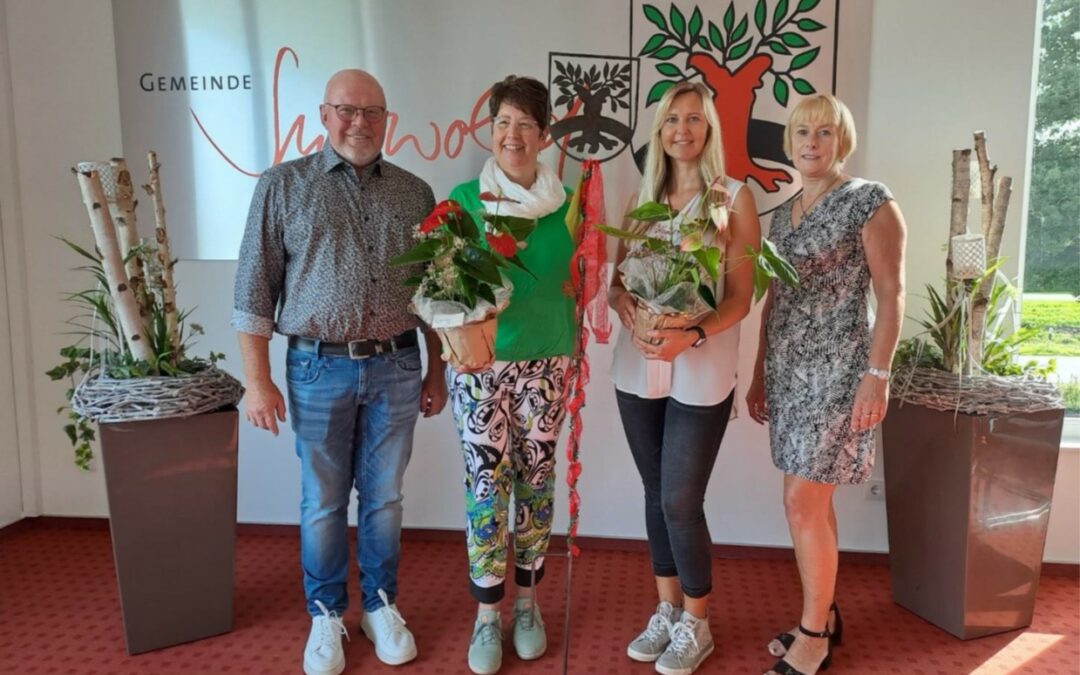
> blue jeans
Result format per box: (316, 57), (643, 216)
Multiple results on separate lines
(286, 344), (422, 615)
(615, 389), (734, 598)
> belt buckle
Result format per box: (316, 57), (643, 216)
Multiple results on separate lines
(347, 340), (371, 360)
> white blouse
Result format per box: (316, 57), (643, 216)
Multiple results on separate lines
(609, 177), (744, 406)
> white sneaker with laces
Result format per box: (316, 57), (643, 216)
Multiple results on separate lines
(360, 588), (418, 665)
(627, 601), (680, 662)
(655, 611), (715, 675)
(304, 600), (348, 675)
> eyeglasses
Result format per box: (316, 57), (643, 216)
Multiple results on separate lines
(323, 103), (387, 123)
(493, 117), (541, 134)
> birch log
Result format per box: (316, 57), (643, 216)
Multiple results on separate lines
(143, 151), (179, 359)
(946, 149), (972, 285)
(968, 133), (1012, 369)
(74, 169), (154, 362)
(109, 157), (149, 318)
(973, 131), (997, 236)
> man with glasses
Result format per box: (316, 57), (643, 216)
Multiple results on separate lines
(233, 69), (447, 675)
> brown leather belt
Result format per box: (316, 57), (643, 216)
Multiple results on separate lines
(288, 330), (418, 359)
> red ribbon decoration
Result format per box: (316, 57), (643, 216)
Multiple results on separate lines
(562, 159), (610, 558)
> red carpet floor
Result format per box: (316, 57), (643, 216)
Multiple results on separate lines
(1, 524), (1077, 674)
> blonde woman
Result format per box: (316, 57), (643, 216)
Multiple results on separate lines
(608, 81), (761, 675)
(746, 94), (906, 675)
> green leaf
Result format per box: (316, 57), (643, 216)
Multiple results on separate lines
(656, 62), (682, 77)
(730, 16), (749, 42)
(640, 33), (667, 56)
(457, 249), (503, 286)
(697, 35), (709, 49)
(796, 17), (825, 31)
(753, 262), (772, 301)
(767, 41), (791, 54)
(475, 283), (497, 307)
(688, 7), (703, 41)
(797, 0), (820, 11)
(652, 45), (680, 60)
(723, 3), (735, 32)
(773, 77), (790, 106)
(595, 224), (649, 241)
(59, 237), (101, 264)
(790, 47), (820, 70)
(503, 254), (537, 278)
(669, 5), (687, 40)
(403, 274), (424, 287)
(773, 0), (789, 32)
(63, 424), (77, 445)
(646, 79), (677, 105)
(780, 31), (809, 47)
(627, 201), (678, 221)
(692, 247), (722, 281)
(697, 284), (718, 309)
(389, 238), (442, 266)
(727, 40), (752, 60)
(754, 0), (766, 33)
(708, 21), (725, 50)
(643, 4), (667, 31)
(792, 77), (815, 94)
(485, 214), (537, 241)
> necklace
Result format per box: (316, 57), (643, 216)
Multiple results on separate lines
(797, 174), (844, 221)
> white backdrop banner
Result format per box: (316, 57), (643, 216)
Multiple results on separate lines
(113, 0), (841, 260)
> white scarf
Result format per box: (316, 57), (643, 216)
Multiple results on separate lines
(478, 157), (566, 220)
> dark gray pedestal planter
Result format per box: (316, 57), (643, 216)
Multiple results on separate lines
(881, 400), (1064, 639)
(99, 407), (239, 654)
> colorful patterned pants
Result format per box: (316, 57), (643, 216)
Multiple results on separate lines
(448, 356), (570, 603)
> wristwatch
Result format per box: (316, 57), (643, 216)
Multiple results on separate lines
(866, 367), (891, 381)
(686, 326), (707, 348)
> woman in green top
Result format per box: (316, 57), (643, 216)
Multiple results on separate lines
(446, 75), (574, 675)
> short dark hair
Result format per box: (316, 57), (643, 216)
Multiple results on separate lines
(488, 75), (550, 132)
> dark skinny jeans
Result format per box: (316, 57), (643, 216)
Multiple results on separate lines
(615, 388), (734, 598)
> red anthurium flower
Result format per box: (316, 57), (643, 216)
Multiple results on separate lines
(486, 232), (518, 258)
(419, 199), (464, 234)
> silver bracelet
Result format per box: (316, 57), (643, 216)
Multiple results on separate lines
(865, 367), (890, 381)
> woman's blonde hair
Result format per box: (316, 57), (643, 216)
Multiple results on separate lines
(783, 94), (857, 165)
(637, 81), (727, 207)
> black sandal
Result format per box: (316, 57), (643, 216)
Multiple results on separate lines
(768, 603), (842, 656)
(767, 624), (833, 675)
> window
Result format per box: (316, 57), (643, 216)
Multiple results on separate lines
(1023, 0), (1079, 441)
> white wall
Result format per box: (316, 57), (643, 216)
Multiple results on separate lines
(4, 0), (1076, 563)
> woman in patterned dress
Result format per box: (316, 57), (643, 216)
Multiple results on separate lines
(609, 81), (762, 675)
(444, 75), (575, 675)
(746, 94), (907, 675)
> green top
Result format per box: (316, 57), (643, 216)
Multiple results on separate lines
(448, 179), (576, 361)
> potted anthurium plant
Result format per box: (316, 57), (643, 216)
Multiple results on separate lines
(46, 154), (244, 655)
(599, 183), (798, 342)
(390, 195), (536, 370)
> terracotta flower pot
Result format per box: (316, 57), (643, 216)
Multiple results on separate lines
(632, 300), (699, 345)
(438, 316), (498, 371)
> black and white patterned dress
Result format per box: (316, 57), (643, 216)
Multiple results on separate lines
(765, 178), (893, 485)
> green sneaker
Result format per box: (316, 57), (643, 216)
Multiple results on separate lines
(512, 597), (547, 660)
(468, 609), (503, 675)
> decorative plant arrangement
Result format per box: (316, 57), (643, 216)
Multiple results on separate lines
(600, 184), (798, 342)
(390, 195), (537, 370)
(891, 132), (1062, 413)
(48, 153), (243, 470)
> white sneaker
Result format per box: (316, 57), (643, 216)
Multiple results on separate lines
(304, 600), (348, 675)
(360, 588), (418, 665)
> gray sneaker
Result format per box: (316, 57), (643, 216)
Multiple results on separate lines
(627, 601), (681, 662)
(655, 611), (714, 675)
